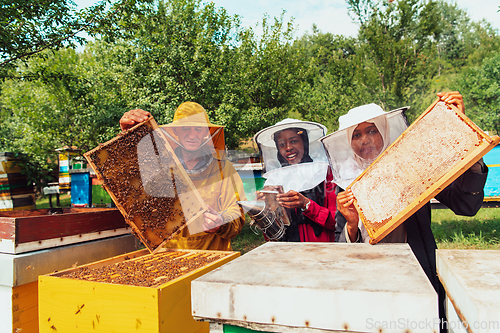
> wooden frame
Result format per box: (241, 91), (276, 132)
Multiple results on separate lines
(84, 117), (207, 253)
(348, 99), (500, 244)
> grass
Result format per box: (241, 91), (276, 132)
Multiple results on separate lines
(432, 207), (500, 249)
(231, 218), (266, 254)
(35, 193), (72, 209)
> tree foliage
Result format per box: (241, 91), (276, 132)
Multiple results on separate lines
(292, 27), (362, 132)
(458, 54), (500, 134)
(0, 0), (499, 187)
(347, 0), (442, 111)
(0, 0), (110, 70)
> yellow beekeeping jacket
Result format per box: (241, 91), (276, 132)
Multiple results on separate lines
(162, 157), (246, 251)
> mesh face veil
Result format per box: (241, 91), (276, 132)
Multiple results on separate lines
(320, 105), (409, 190)
(138, 102), (240, 236)
(254, 118), (329, 193)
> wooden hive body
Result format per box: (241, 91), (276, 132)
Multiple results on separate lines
(349, 100), (500, 243)
(436, 250), (500, 333)
(38, 248), (239, 333)
(0, 152), (35, 211)
(84, 118), (207, 252)
(0, 208), (130, 254)
(192, 243), (439, 333)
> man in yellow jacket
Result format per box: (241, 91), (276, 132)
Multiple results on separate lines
(120, 102), (245, 250)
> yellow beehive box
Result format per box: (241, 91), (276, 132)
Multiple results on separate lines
(38, 248), (239, 333)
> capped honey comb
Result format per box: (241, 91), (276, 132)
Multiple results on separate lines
(349, 100), (500, 244)
(84, 118), (207, 252)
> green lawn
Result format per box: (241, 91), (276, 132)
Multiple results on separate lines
(35, 193), (71, 209)
(231, 218), (266, 254)
(432, 207), (500, 249)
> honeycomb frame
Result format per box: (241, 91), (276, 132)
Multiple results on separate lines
(348, 99), (500, 244)
(84, 117), (207, 252)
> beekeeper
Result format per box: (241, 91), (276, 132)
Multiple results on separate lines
(119, 102), (245, 251)
(254, 119), (337, 242)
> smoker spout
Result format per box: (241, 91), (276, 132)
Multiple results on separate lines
(237, 201), (266, 218)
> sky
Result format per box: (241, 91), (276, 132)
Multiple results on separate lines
(74, 0), (500, 38)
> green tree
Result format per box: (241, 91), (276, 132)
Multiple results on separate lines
(433, 1), (500, 74)
(91, 0), (305, 148)
(291, 27), (363, 132)
(458, 54), (500, 134)
(0, 47), (127, 188)
(347, 0), (442, 113)
(89, 0), (241, 123)
(220, 12), (309, 145)
(0, 0), (109, 69)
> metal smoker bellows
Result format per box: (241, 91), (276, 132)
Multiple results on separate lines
(237, 201), (285, 241)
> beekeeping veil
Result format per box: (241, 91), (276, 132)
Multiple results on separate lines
(320, 104), (409, 190)
(135, 102), (239, 236)
(160, 102), (225, 170)
(254, 119), (329, 193)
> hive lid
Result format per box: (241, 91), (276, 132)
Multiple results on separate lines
(348, 100), (500, 244)
(436, 249), (500, 332)
(192, 242), (439, 333)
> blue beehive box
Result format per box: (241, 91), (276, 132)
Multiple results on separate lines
(70, 172), (91, 207)
(483, 145), (500, 200)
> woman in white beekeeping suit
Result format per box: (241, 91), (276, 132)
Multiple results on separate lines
(254, 119), (337, 242)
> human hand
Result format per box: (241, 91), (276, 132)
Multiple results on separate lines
(257, 185), (281, 201)
(336, 189), (359, 228)
(277, 190), (310, 210)
(202, 206), (223, 233)
(256, 191), (265, 201)
(437, 91), (465, 114)
(119, 109), (151, 131)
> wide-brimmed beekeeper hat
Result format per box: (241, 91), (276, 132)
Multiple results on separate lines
(253, 118), (330, 192)
(254, 118), (328, 171)
(161, 102), (225, 158)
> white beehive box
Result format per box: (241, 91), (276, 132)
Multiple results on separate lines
(192, 242), (439, 333)
(436, 250), (500, 333)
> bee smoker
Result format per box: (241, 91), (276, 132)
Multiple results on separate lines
(237, 200), (286, 241)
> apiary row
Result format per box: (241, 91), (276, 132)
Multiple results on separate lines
(0, 152), (35, 211)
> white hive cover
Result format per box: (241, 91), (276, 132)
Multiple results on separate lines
(191, 242), (439, 333)
(436, 250), (500, 333)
